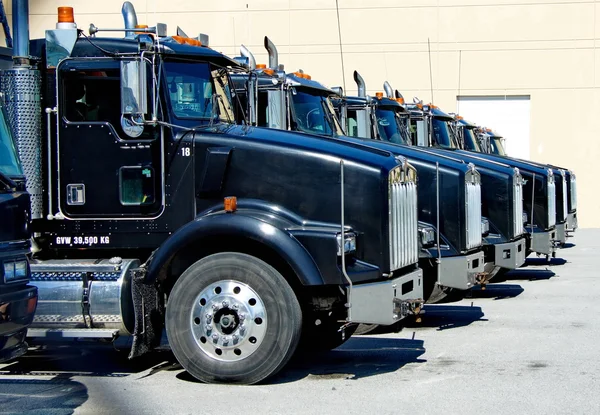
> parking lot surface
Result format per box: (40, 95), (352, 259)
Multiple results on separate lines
(0, 229), (599, 415)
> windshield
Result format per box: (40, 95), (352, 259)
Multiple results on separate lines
(164, 61), (234, 124)
(462, 127), (481, 152)
(290, 88), (343, 136)
(0, 107), (23, 177)
(431, 117), (457, 148)
(374, 108), (409, 145)
(491, 137), (507, 156)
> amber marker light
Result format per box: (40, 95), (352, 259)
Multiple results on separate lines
(256, 63), (267, 69)
(224, 197), (238, 212)
(58, 6), (75, 23)
(375, 92), (384, 99)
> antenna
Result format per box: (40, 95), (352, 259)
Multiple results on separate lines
(428, 37), (434, 103)
(457, 49), (462, 113)
(335, 0), (347, 92)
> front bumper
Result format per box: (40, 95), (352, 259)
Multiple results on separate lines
(494, 237), (527, 270)
(349, 267), (423, 325)
(530, 228), (558, 256)
(0, 285), (37, 363)
(438, 250), (485, 290)
(567, 211), (578, 231)
(556, 222), (567, 244)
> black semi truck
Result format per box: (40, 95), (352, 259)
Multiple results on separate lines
(407, 103), (559, 258)
(465, 125), (577, 242)
(3, 2), (425, 384)
(0, 97), (37, 363)
(230, 39), (489, 304)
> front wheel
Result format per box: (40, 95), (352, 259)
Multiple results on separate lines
(166, 252), (302, 384)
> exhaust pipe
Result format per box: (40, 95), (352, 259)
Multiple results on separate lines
(12, 0), (29, 62)
(264, 36), (278, 70)
(354, 71), (366, 98)
(240, 45), (256, 70)
(122, 1), (138, 32)
(383, 81), (394, 99)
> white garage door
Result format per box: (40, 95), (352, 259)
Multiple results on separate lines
(456, 96), (531, 160)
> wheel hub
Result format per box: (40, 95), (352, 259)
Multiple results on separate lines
(191, 280), (267, 362)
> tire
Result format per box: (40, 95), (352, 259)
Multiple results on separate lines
(166, 252), (302, 384)
(354, 324), (380, 335)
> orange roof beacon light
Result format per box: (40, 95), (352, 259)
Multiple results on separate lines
(224, 197), (238, 213)
(455, 115), (464, 120)
(57, 6), (77, 29)
(375, 92), (384, 99)
(256, 63), (267, 69)
(395, 97), (405, 105)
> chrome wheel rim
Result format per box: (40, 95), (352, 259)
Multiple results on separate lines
(190, 280), (267, 362)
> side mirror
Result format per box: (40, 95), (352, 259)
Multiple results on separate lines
(120, 59), (148, 116)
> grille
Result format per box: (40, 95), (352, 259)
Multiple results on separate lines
(513, 169), (525, 236)
(570, 173), (577, 211)
(560, 171), (567, 221)
(389, 164), (419, 271)
(465, 166), (482, 250)
(547, 170), (556, 228)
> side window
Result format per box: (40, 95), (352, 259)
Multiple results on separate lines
(257, 90), (269, 127)
(408, 119), (418, 145)
(119, 166), (155, 206)
(347, 109), (358, 137)
(61, 69), (157, 140)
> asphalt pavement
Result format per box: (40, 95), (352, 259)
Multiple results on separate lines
(1, 229), (599, 415)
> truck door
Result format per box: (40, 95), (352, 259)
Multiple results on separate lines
(56, 61), (164, 219)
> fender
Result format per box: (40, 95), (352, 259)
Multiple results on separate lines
(143, 210), (326, 286)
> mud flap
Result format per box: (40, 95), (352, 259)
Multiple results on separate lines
(129, 267), (164, 359)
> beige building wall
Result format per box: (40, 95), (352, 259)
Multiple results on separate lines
(2, 0), (598, 226)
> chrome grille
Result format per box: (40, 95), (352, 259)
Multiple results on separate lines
(513, 169), (524, 236)
(547, 169), (556, 228)
(570, 172), (577, 211)
(465, 165), (482, 250)
(389, 163), (419, 271)
(560, 170), (567, 221)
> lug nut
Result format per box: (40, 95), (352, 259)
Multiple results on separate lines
(222, 336), (230, 345)
(239, 325), (246, 334)
(212, 304), (220, 311)
(222, 300), (229, 308)
(206, 313), (212, 323)
(212, 333), (219, 342)
(239, 314), (245, 321)
(232, 304), (239, 310)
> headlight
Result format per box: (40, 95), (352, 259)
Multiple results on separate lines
(418, 225), (436, 248)
(481, 218), (490, 236)
(3, 259), (29, 283)
(336, 232), (357, 256)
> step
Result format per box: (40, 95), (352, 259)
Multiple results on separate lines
(27, 328), (119, 340)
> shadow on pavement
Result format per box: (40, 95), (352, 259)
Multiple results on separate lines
(0, 375), (87, 415)
(498, 269), (556, 282)
(176, 336), (427, 385)
(467, 283), (525, 300)
(560, 243), (575, 249)
(524, 257), (567, 266)
(0, 345), (176, 378)
(404, 304), (487, 331)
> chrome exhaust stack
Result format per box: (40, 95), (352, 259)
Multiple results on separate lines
(383, 81), (394, 99)
(354, 70), (367, 98)
(2, 0), (44, 219)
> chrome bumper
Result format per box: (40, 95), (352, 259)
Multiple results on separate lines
(494, 237), (527, 269)
(567, 212), (578, 231)
(531, 228), (557, 256)
(350, 268), (423, 325)
(437, 250), (486, 290)
(556, 222), (567, 244)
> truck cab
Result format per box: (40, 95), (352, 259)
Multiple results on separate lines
(0, 101), (37, 363)
(2, 3), (424, 384)
(409, 103), (558, 258)
(231, 39), (488, 304)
